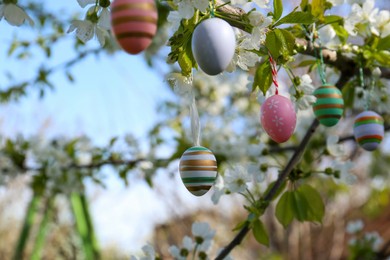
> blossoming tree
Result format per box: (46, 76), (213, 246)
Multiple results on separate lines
(0, 0), (390, 259)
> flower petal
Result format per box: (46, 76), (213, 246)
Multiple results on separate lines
(77, 0), (96, 8)
(4, 4), (34, 26)
(98, 8), (111, 30)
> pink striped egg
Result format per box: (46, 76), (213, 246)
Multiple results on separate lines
(111, 0), (158, 54)
(261, 95), (296, 143)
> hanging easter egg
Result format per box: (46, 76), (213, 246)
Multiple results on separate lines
(191, 18), (236, 75)
(111, 0), (158, 54)
(312, 84), (344, 127)
(261, 95), (297, 143)
(353, 111), (384, 151)
(179, 146), (217, 196)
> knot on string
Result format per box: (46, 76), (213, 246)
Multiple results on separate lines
(269, 54), (279, 95)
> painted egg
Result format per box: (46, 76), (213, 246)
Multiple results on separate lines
(111, 0), (158, 54)
(179, 146), (217, 196)
(191, 18), (236, 75)
(312, 84), (344, 127)
(261, 95), (296, 143)
(353, 111), (384, 151)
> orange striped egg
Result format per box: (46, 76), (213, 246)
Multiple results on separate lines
(111, 0), (158, 54)
(179, 146), (217, 196)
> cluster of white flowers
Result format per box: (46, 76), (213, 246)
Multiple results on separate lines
(344, 0), (390, 37)
(289, 74), (317, 111)
(131, 222), (228, 260)
(67, 0), (111, 46)
(0, 0), (34, 26)
(172, 0), (209, 19)
(347, 220), (384, 251)
(227, 11), (272, 72)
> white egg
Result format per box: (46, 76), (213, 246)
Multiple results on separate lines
(191, 18), (236, 76)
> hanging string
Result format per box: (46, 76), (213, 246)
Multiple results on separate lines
(311, 24), (327, 85)
(269, 54), (279, 95)
(190, 94), (201, 146)
(359, 57), (372, 110)
(169, 72), (201, 146)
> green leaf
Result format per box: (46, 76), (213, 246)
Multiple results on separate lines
(331, 23), (349, 44)
(373, 51), (390, 66)
(275, 191), (294, 228)
(253, 61), (273, 95)
(291, 190), (308, 221)
(252, 219), (270, 246)
(298, 184), (325, 223)
(276, 29), (296, 56)
(273, 0), (283, 21)
(311, 0), (324, 20)
(295, 59), (316, 68)
(322, 15), (343, 26)
(233, 220), (248, 231)
(273, 11), (317, 27)
(377, 35), (390, 50)
(178, 49), (193, 76)
(300, 0), (309, 11)
(265, 30), (280, 59)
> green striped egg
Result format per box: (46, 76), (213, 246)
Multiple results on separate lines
(179, 146), (217, 196)
(312, 84), (344, 127)
(353, 111), (384, 151)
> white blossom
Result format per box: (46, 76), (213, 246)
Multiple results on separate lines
(68, 19), (109, 46)
(211, 175), (227, 204)
(318, 25), (340, 49)
(224, 165), (251, 193)
(192, 222), (215, 244)
(333, 160), (356, 185)
(364, 232), (383, 250)
(290, 74), (317, 110)
(77, 0), (96, 8)
(174, 0), (209, 19)
(344, 0), (379, 36)
(346, 219), (364, 234)
(0, 3), (34, 26)
(169, 236), (194, 260)
(133, 244), (156, 260)
(371, 10), (390, 37)
(167, 11), (182, 32)
(252, 0), (269, 8)
(166, 72), (193, 99)
(326, 135), (346, 157)
(68, 3), (110, 46)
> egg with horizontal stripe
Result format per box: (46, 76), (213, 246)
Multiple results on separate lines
(179, 146), (217, 196)
(353, 111), (384, 151)
(111, 0), (158, 54)
(312, 84), (344, 127)
(191, 18), (236, 75)
(261, 95), (296, 143)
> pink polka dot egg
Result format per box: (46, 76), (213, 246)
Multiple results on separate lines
(261, 95), (297, 143)
(111, 0), (158, 54)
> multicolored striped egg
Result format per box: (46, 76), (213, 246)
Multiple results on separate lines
(312, 84), (344, 127)
(261, 95), (296, 143)
(353, 111), (384, 151)
(179, 146), (217, 196)
(111, 0), (158, 54)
